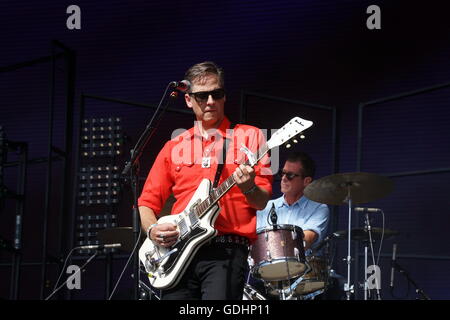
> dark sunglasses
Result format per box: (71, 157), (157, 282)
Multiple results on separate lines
(189, 88), (225, 102)
(278, 170), (302, 180)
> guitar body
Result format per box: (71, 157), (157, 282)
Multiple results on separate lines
(139, 178), (220, 289)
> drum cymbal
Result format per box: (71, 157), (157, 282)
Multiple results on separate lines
(333, 228), (399, 241)
(304, 172), (393, 205)
(97, 227), (137, 252)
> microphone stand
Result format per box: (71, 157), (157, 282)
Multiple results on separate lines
(392, 261), (430, 300)
(121, 84), (180, 300)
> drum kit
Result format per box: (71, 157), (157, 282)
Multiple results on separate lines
(245, 224), (332, 300)
(244, 171), (397, 300)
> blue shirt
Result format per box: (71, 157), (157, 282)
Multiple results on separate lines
(256, 195), (330, 254)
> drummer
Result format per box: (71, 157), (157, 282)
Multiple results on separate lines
(256, 152), (330, 253)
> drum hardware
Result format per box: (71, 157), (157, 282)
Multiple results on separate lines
(294, 248), (300, 258)
(277, 281), (287, 300)
(268, 202), (278, 225)
(333, 228), (399, 241)
(243, 283), (267, 300)
(282, 226), (294, 288)
(361, 210), (381, 300)
(263, 279), (294, 300)
(280, 227), (305, 300)
(299, 288), (325, 300)
(283, 262), (311, 298)
(246, 256), (255, 284)
(264, 255), (334, 300)
(303, 172), (393, 206)
(251, 221), (335, 300)
(304, 172), (394, 300)
(296, 255), (329, 295)
(334, 226), (400, 300)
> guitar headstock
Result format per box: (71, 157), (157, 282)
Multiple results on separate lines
(267, 117), (313, 150)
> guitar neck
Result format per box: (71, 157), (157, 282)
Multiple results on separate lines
(195, 144), (269, 218)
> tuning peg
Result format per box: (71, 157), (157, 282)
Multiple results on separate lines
(300, 134), (306, 139)
(285, 142), (292, 149)
(292, 138), (298, 144)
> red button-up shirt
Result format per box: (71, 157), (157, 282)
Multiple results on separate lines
(138, 117), (273, 240)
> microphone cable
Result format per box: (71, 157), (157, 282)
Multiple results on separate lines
(51, 247), (78, 294)
(365, 209), (386, 300)
(45, 249), (99, 300)
(375, 209), (386, 266)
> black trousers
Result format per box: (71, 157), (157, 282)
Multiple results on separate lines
(161, 241), (249, 300)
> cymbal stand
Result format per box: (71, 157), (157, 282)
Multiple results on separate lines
(363, 212), (381, 300)
(343, 186), (354, 300)
(363, 240), (369, 300)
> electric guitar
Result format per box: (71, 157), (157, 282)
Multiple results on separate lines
(138, 116), (313, 289)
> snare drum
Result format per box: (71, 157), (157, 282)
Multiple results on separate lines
(250, 225), (306, 281)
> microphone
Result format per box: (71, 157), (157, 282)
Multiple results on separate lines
(170, 80), (191, 92)
(390, 243), (397, 288)
(269, 203), (278, 225)
(354, 207), (382, 213)
(78, 243), (122, 250)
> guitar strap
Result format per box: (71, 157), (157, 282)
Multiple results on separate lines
(212, 123), (235, 189)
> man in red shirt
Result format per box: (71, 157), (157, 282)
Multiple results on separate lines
(138, 61), (273, 299)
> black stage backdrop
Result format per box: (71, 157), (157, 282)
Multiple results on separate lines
(1, 0), (449, 301)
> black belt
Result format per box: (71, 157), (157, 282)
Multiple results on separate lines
(211, 234), (249, 247)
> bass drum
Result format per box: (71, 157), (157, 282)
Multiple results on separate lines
(242, 284), (267, 300)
